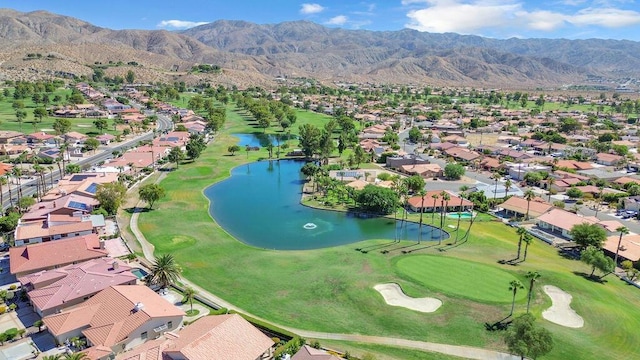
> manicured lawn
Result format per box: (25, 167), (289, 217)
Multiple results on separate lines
(396, 255), (526, 303)
(321, 340), (465, 360)
(0, 87), (119, 136)
(134, 104), (640, 360)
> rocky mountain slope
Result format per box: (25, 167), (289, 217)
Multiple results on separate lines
(0, 9), (638, 87)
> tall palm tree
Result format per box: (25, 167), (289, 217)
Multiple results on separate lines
(522, 233), (533, 262)
(417, 189), (426, 243)
(547, 177), (555, 202)
(47, 165), (54, 189)
(504, 179), (512, 198)
(150, 254), (182, 290)
(516, 227), (527, 260)
(431, 193), (439, 223)
(183, 286), (196, 312)
(0, 176), (5, 210)
(455, 185), (469, 243)
(492, 172), (501, 204)
(439, 191), (450, 245)
(508, 280), (524, 317)
(11, 167), (23, 203)
(523, 189), (536, 220)
(4, 175), (13, 208)
(614, 226), (630, 266)
(525, 271), (541, 313)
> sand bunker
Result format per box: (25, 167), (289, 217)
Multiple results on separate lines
(542, 285), (584, 328)
(374, 283), (442, 313)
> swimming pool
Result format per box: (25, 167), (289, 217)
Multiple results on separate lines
(131, 268), (149, 280)
(447, 212), (474, 219)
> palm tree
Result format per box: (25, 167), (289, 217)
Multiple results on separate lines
(525, 271), (541, 313)
(547, 177), (555, 202)
(417, 189), (426, 243)
(431, 193), (439, 223)
(0, 176), (5, 209)
(47, 165), (54, 189)
(11, 167), (23, 203)
(504, 179), (512, 198)
(516, 227), (527, 260)
(150, 254), (182, 290)
(455, 185), (469, 243)
(522, 233), (533, 262)
(41, 355), (63, 360)
(183, 286), (196, 312)
(4, 175), (13, 208)
(64, 353), (88, 360)
(492, 172), (501, 204)
(614, 226), (630, 266)
(523, 189), (536, 220)
(439, 191), (450, 245)
(508, 280), (524, 317)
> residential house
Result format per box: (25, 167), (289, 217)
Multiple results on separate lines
(43, 285), (185, 356)
(0, 131), (23, 144)
(26, 132), (58, 146)
(500, 196), (553, 219)
(537, 209), (598, 239)
(506, 163), (550, 181)
(22, 194), (99, 222)
(400, 163), (443, 179)
(96, 134), (116, 145)
(479, 157), (504, 172)
(64, 132), (89, 146)
(329, 170), (376, 182)
(153, 131), (190, 149)
(406, 190), (474, 212)
(14, 213), (104, 246)
(9, 234), (108, 277)
(385, 154), (429, 170)
(360, 124), (387, 139)
(613, 176), (640, 187)
(115, 314), (274, 360)
(0, 144), (30, 157)
(19, 258), (137, 316)
(623, 196), (640, 211)
(0, 162), (13, 176)
(596, 152), (624, 166)
(292, 345), (341, 360)
(603, 234), (640, 262)
(444, 147), (481, 163)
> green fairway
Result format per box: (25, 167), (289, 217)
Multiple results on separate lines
(134, 104), (640, 360)
(396, 255), (526, 303)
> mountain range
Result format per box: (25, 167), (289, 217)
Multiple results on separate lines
(1, 8), (639, 88)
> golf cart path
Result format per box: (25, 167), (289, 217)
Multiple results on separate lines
(126, 177), (520, 360)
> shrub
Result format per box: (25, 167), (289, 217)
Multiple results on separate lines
(0, 306), (6, 314)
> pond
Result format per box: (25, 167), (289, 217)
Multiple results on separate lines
(205, 160), (448, 250)
(233, 133), (295, 148)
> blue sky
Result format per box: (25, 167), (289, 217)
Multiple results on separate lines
(9, 0), (640, 41)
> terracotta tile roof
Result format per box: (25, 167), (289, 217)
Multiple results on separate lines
(19, 258), (136, 314)
(407, 190), (473, 209)
(292, 345), (341, 360)
(22, 194), (98, 222)
(604, 234), (640, 262)
(44, 285), (184, 347)
(614, 176), (640, 186)
(537, 209), (597, 231)
(15, 219), (94, 242)
(400, 163), (442, 175)
(117, 314), (273, 360)
(500, 196), (553, 218)
(9, 234), (107, 275)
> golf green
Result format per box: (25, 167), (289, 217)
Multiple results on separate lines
(396, 255), (526, 303)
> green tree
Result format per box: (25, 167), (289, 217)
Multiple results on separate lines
(407, 127), (422, 143)
(65, 164), (81, 174)
(525, 271), (541, 313)
(15, 110), (27, 131)
(126, 69), (136, 83)
(614, 226), (629, 265)
(522, 233), (533, 262)
(227, 145), (241, 155)
(353, 145), (367, 168)
(443, 163), (465, 180)
(356, 184), (399, 215)
(93, 118), (108, 133)
(150, 253), (181, 289)
(64, 352), (89, 360)
(570, 223), (607, 249)
(95, 182), (127, 215)
(168, 146), (185, 168)
(515, 227), (527, 260)
(581, 245), (615, 279)
(505, 314), (554, 360)
(182, 286), (196, 312)
(83, 138), (100, 153)
(298, 124), (322, 159)
(17, 196), (35, 213)
(53, 118), (72, 135)
(566, 187), (583, 200)
(138, 183), (166, 209)
(33, 107), (47, 123)
(186, 134), (207, 160)
(509, 280), (524, 317)
(403, 175), (425, 194)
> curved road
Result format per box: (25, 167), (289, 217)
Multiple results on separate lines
(127, 175), (520, 360)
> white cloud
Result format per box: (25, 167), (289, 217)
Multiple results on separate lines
(405, 0), (640, 34)
(326, 15), (349, 25)
(406, 1), (521, 33)
(157, 20), (209, 29)
(300, 3), (325, 14)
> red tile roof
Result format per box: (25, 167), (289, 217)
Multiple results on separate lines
(9, 234), (107, 275)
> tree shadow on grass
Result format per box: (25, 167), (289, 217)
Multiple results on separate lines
(356, 241), (398, 253)
(402, 242), (439, 254)
(572, 271), (608, 284)
(381, 242), (420, 254)
(124, 206), (150, 215)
